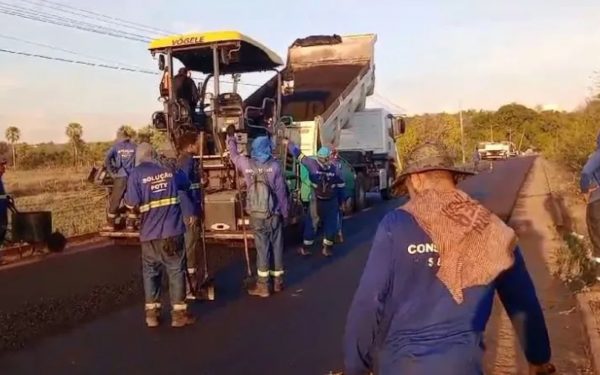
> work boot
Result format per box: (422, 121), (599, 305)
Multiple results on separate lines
(145, 307), (160, 328)
(273, 277), (284, 293)
(186, 272), (198, 300)
(102, 217), (116, 232)
(247, 280), (270, 298)
(298, 246), (312, 257)
(322, 244), (333, 257)
(171, 308), (195, 328)
(125, 217), (136, 232)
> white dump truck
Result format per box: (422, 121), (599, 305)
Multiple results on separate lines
(245, 34), (405, 212)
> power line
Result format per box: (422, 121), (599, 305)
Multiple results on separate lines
(18, 0), (172, 36)
(0, 2), (152, 41)
(0, 2), (150, 43)
(0, 46), (265, 88)
(0, 33), (150, 70)
(373, 92), (405, 113)
(0, 47), (157, 73)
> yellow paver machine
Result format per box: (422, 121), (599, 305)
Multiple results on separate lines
(97, 31), (305, 295)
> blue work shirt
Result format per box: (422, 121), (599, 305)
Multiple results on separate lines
(105, 139), (137, 178)
(581, 133), (600, 203)
(177, 152), (202, 217)
(0, 177), (7, 222)
(344, 209), (551, 375)
(124, 161), (193, 242)
(288, 143), (346, 204)
(227, 136), (289, 219)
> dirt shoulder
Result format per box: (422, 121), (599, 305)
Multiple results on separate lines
(484, 157), (593, 374)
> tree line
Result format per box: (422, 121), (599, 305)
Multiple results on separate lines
(397, 99), (600, 173)
(0, 124), (166, 170)
(3, 98), (600, 173)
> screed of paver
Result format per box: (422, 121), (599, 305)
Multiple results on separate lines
(484, 158), (593, 374)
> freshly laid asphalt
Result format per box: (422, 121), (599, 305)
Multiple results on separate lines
(0, 157), (535, 375)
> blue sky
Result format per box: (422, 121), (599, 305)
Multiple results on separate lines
(0, 0), (599, 143)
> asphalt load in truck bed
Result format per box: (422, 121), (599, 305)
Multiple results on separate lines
(0, 157), (535, 373)
(245, 64), (365, 121)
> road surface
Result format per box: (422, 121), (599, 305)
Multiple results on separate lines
(0, 157), (536, 375)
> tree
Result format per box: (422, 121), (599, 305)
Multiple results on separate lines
(118, 125), (137, 139)
(66, 122), (84, 166)
(5, 126), (20, 168)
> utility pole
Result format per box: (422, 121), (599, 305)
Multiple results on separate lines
(490, 125), (494, 142)
(518, 131), (525, 152)
(459, 103), (465, 164)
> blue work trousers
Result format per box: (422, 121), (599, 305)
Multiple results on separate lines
(250, 215), (284, 282)
(141, 235), (186, 307)
(303, 198), (339, 247)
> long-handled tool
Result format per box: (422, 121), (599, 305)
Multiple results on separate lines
(236, 168), (254, 288)
(197, 131), (214, 300)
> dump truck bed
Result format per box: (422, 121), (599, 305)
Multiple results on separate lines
(245, 34), (376, 152)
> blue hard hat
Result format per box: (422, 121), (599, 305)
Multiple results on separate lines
(317, 146), (331, 159)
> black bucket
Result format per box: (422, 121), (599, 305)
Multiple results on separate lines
(12, 211), (52, 244)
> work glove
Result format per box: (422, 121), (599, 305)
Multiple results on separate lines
(162, 236), (178, 257)
(529, 363), (556, 375)
(185, 216), (197, 227)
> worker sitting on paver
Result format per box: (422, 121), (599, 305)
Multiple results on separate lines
(173, 67), (199, 118)
(104, 128), (137, 231)
(226, 125), (289, 297)
(287, 140), (346, 257)
(124, 143), (196, 328)
(177, 133), (204, 299)
(343, 142), (555, 375)
(580, 131), (600, 282)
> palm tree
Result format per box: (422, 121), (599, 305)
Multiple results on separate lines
(5, 126), (20, 168)
(66, 122), (83, 166)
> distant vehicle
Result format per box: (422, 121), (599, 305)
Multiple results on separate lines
(477, 141), (516, 160)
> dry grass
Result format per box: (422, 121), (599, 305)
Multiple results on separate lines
(4, 167), (107, 237)
(555, 233), (596, 290)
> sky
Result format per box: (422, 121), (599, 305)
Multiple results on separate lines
(0, 0), (599, 143)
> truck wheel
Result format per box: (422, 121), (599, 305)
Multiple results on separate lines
(380, 173), (395, 201)
(354, 173), (367, 212)
(381, 189), (390, 200)
(343, 197), (354, 216)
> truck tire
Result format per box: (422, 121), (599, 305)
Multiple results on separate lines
(381, 188), (390, 200)
(354, 172), (367, 212)
(380, 164), (396, 200)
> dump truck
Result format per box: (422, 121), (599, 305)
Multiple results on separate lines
(245, 34), (406, 213)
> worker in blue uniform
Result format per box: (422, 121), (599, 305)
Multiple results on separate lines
(104, 128), (137, 231)
(287, 140), (346, 257)
(227, 126), (289, 297)
(124, 143), (196, 328)
(331, 148), (345, 243)
(580, 130), (600, 282)
(343, 142), (555, 375)
(0, 157), (8, 250)
(177, 133), (204, 299)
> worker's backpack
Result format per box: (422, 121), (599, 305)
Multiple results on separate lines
(246, 161), (276, 219)
(314, 170), (336, 200)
